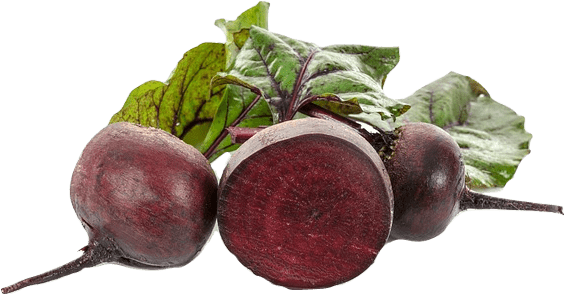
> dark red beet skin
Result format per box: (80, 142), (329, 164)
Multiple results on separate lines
(385, 122), (563, 242)
(218, 118), (393, 289)
(2, 122), (218, 293)
(384, 122), (466, 241)
(71, 122), (218, 266)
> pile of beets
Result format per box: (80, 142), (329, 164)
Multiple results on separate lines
(2, 115), (562, 293)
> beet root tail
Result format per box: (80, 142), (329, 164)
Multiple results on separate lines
(460, 189), (563, 215)
(1, 241), (118, 293)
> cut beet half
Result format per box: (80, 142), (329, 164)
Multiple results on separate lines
(218, 118), (394, 289)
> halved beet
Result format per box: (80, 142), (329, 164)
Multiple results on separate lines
(217, 118), (393, 289)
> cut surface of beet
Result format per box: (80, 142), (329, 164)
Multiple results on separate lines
(218, 118), (393, 289)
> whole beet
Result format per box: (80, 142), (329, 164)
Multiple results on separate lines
(2, 122), (218, 293)
(384, 122), (562, 242)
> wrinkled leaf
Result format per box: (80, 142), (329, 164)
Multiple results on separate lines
(110, 43), (226, 151)
(215, 1), (270, 69)
(194, 3), (272, 161)
(448, 94), (531, 188)
(364, 72), (531, 188)
(217, 26), (409, 124)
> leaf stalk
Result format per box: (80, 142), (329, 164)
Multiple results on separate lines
(203, 91), (263, 159)
(298, 103), (396, 151)
(227, 126), (266, 144)
(284, 50), (319, 121)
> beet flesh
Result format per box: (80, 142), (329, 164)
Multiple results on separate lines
(218, 118), (393, 289)
(385, 122), (563, 242)
(2, 122), (218, 293)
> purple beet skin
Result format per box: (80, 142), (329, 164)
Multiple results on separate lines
(2, 122), (218, 294)
(218, 118), (394, 289)
(384, 122), (563, 242)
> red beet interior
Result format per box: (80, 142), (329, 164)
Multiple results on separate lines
(218, 118), (392, 289)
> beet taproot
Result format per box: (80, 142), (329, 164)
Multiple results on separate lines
(384, 122), (562, 242)
(2, 122), (218, 294)
(217, 118), (393, 289)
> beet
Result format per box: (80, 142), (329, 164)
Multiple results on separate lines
(217, 118), (393, 289)
(384, 122), (563, 242)
(2, 122), (218, 293)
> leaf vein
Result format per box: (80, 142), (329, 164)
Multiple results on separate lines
(287, 49), (319, 120)
(428, 90), (435, 124)
(171, 49), (215, 136)
(254, 47), (283, 101)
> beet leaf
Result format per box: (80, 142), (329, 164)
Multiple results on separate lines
(109, 2), (270, 159)
(212, 26), (409, 124)
(358, 71), (532, 188)
(109, 43), (226, 151)
(215, 1), (270, 70)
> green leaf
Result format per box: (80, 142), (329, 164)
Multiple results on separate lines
(449, 95), (531, 188)
(199, 74), (273, 161)
(365, 72), (531, 188)
(323, 45), (402, 86)
(215, 1), (270, 70)
(217, 26), (409, 124)
(110, 42), (226, 151)
(193, 2), (272, 161)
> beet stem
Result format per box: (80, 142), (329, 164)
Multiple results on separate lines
(227, 126), (266, 144)
(298, 103), (396, 152)
(285, 50), (319, 121)
(1, 241), (119, 294)
(298, 104), (376, 141)
(460, 189), (563, 215)
(203, 92), (263, 160)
